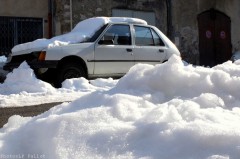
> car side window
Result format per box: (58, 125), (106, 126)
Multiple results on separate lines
(100, 24), (131, 45)
(151, 28), (165, 46)
(134, 26), (165, 46)
(134, 26), (154, 46)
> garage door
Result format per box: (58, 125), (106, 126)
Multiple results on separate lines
(112, 9), (156, 26)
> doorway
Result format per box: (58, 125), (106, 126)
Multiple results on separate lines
(198, 9), (232, 67)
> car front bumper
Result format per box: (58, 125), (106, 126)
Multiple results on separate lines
(3, 60), (58, 71)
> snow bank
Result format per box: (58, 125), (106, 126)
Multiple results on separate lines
(0, 62), (55, 94)
(0, 56), (6, 63)
(0, 56), (7, 79)
(12, 17), (147, 53)
(0, 61), (116, 107)
(115, 55), (240, 108)
(1, 55), (240, 158)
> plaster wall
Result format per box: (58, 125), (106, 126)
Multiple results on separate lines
(0, 0), (49, 38)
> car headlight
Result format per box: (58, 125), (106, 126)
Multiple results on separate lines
(38, 51), (46, 61)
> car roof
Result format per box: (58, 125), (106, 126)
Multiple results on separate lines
(106, 17), (148, 25)
(109, 21), (148, 25)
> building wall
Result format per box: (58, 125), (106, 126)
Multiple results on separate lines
(0, 0), (49, 38)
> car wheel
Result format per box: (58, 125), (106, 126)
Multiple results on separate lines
(55, 63), (86, 88)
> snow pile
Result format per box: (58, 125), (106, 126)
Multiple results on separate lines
(0, 56), (6, 63)
(0, 61), (116, 107)
(12, 17), (147, 53)
(115, 55), (240, 108)
(0, 56), (7, 79)
(0, 55), (240, 159)
(0, 62), (55, 94)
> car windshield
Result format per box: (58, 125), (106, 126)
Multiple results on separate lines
(83, 24), (108, 43)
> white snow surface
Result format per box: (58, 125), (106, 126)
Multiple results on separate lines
(0, 55), (240, 159)
(11, 17), (147, 53)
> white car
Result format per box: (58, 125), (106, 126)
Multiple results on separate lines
(4, 17), (180, 87)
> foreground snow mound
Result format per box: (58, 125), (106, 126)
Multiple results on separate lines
(0, 62), (55, 94)
(12, 17), (147, 53)
(1, 55), (240, 158)
(0, 92), (240, 159)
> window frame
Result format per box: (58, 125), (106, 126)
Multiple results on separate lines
(133, 25), (165, 47)
(150, 28), (165, 46)
(98, 24), (132, 46)
(133, 25), (154, 46)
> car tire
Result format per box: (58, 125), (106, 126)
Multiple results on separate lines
(55, 63), (86, 88)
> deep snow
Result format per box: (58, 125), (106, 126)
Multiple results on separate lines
(0, 55), (240, 159)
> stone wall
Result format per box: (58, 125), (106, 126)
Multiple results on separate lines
(55, 0), (167, 35)
(55, 0), (71, 34)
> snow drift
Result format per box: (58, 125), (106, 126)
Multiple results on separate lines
(0, 55), (240, 159)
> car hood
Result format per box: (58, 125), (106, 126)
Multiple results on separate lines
(11, 46), (47, 56)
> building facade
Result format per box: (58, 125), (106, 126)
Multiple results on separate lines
(51, 0), (240, 65)
(1, 0), (240, 66)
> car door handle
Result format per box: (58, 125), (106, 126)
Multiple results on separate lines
(126, 48), (132, 52)
(159, 49), (164, 53)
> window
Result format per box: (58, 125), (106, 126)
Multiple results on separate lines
(100, 24), (131, 45)
(151, 29), (165, 46)
(89, 24), (107, 42)
(134, 26), (165, 46)
(0, 16), (43, 56)
(134, 26), (154, 46)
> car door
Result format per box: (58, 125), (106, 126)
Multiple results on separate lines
(94, 24), (134, 76)
(133, 25), (167, 65)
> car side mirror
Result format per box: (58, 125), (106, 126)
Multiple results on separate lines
(98, 39), (114, 45)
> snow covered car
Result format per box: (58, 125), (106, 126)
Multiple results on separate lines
(4, 17), (180, 87)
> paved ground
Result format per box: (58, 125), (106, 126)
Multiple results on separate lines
(0, 68), (62, 128)
(0, 102), (62, 128)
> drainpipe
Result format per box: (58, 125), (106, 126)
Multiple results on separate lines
(48, 0), (53, 38)
(166, 0), (173, 39)
(70, 0), (73, 30)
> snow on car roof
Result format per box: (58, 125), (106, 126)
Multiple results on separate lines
(11, 17), (147, 54)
